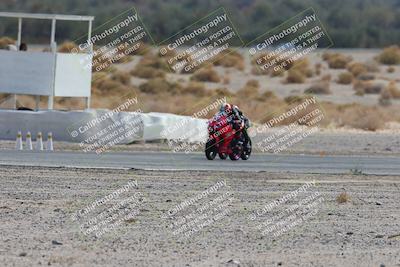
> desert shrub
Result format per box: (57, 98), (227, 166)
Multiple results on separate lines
(346, 62), (367, 77)
(324, 53), (352, 69)
(237, 85), (259, 98)
(356, 73), (375, 81)
(246, 79), (260, 88)
(321, 74), (332, 82)
(257, 91), (276, 101)
(284, 95), (308, 103)
(387, 66), (395, 73)
(182, 82), (209, 97)
(96, 79), (126, 92)
(0, 36), (15, 49)
(58, 41), (79, 53)
(377, 46), (400, 65)
(305, 81), (331, 94)
(315, 63), (322, 75)
(213, 49), (245, 70)
(222, 75), (230, 84)
(337, 72), (353, 84)
(341, 106), (385, 130)
(379, 88), (392, 106)
(130, 66), (166, 79)
(385, 81), (400, 98)
(336, 192), (351, 203)
(191, 68), (220, 83)
(139, 78), (182, 94)
(353, 81), (384, 94)
(213, 88), (234, 97)
(364, 61), (380, 72)
(111, 71), (131, 85)
(140, 55), (170, 71)
(286, 69), (305, 83)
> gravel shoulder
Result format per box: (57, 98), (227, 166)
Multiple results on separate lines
(0, 166), (399, 266)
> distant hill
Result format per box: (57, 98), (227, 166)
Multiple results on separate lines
(0, 0), (399, 47)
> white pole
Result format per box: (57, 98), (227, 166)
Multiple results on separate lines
(17, 17), (22, 48)
(14, 17), (22, 109)
(49, 18), (56, 110)
(50, 19), (56, 52)
(86, 20), (93, 110)
(88, 20), (92, 53)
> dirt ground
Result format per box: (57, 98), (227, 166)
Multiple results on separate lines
(0, 166), (399, 267)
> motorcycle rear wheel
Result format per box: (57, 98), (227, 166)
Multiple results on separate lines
(218, 153), (228, 160)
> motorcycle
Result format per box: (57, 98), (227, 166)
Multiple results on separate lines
(205, 112), (252, 161)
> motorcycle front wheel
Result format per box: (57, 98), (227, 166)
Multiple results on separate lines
(205, 139), (217, 160)
(241, 139), (252, 160)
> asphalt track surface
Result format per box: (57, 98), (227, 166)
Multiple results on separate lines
(1, 150), (400, 175)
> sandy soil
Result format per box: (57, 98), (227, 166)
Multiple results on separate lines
(1, 166), (399, 267)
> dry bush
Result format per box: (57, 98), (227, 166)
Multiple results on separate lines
(377, 46), (400, 65)
(336, 192), (351, 203)
(237, 85), (259, 99)
(246, 79), (260, 88)
(140, 54), (170, 71)
(387, 66), (396, 73)
(356, 73), (375, 81)
(353, 81), (384, 94)
(364, 61), (380, 72)
(182, 82), (210, 97)
(222, 75), (230, 84)
(321, 74), (332, 82)
(139, 78), (182, 95)
(213, 88), (235, 98)
(191, 67), (220, 83)
(385, 81), (400, 98)
(257, 91), (276, 101)
(58, 41), (79, 53)
(0, 36), (15, 49)
(315, 63), (322, 75)
(379, 88), (392, 106)
(213, 49), (245, 70)
(346, 62), (367, 77)
(341, 105), (385, 131)
(284, 95), (308, 103)
(95, 79), (126, 93)
(305, 81), (331, 94)
(130, 66), (166, 79)
(286, 69), (305, 83)
(111, 71), (131, 86)
(323, 53), (352, 69)
(337, 72), (353, 84)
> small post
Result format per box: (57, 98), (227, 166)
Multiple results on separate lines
(35, 95), (40, 111)
(48, 96), (54, 110)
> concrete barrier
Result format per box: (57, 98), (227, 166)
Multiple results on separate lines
(0, 109), (208, 144)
